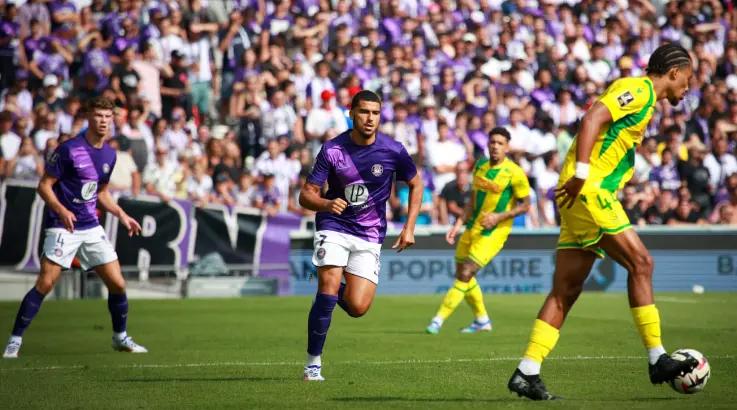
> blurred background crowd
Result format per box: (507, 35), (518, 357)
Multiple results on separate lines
(0, 0), (736, 227)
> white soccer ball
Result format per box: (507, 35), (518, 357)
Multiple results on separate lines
(669, 349), (710, 394)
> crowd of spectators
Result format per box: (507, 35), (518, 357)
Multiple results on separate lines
(0, 0), (736, 227)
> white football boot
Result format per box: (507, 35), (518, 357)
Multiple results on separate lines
(112, 336), (148, 353)
(2, 336), (22, 359)
(303, 365), (325, 381)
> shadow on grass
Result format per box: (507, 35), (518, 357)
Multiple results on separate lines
(332, 396), (683, 403)
(121, 376), (288, 383)
(331, 396), (519, 403)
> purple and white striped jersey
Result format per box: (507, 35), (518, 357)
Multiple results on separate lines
(307, 130), (417, 244)
(44, 133), (116, 230)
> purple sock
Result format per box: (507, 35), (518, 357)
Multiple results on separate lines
(307, 293), (338, 356)
(337, 283), (349, 313)
(107, 293), (128, 333)
(11, 287), (46, 337)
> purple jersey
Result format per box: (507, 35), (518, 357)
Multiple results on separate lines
(44, 133), (117, 230)
(307, 131), (417, 244)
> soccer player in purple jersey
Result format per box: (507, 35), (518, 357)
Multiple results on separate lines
(3, 97), (147, 359)
(299, 90), (423, 381)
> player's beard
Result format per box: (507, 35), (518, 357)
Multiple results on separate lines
(357, 127), (376, 140)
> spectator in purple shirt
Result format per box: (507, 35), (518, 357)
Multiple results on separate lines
(79, 32), (112, 94)
(48, 0), (78, 32)
(0, 4), (19, 91)
(650, 148), (682, 193)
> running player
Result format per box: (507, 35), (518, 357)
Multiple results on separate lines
(507, 43), (698, 400)
(3, 97), (147, 359)
(299, 90), (422, 381)
(426, 127), (530, 334)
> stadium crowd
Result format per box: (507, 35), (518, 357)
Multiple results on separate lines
(0, 0), (736, 227)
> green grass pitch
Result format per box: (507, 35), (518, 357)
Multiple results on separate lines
(0, 292), (735, 409)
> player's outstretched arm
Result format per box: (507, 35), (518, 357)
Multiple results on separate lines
(393, 172), (423, 252)
(555, 102), (613, 209)
(97, 184), (141, 236)
(446, 190), (474, 245)
(37, 173), (76, 233)
(298, 182), (347, 214)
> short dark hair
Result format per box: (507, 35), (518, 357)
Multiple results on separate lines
(489, 126), (511, 141)
(85, 96), (115, 113)
(646, 43), (692, 75)
(351, 89), (382, 108)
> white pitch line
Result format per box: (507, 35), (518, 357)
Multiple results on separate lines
(656, 296), (700, 304)
(1, 355), (734, 373)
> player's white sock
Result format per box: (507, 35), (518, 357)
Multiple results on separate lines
(431, 316), (444, 326)
(518, 358), (541, 376)
(648, 346), (667, 365)
(113, 331), (128, 342)
(306, 353), (321, 367)
(9, 335), (22, 344)
(475, 315), (490, 323)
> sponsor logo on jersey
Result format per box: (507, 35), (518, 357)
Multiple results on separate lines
(345, 182), (369, 205)
(617, 91), (634, 107)
(473, 178), (503, 193)
(80, 181), (98, 201)
(371, 163), (383, 177)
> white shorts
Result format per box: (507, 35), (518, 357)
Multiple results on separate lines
(43, 226), (118, 270)
(311, 230), (382, 284)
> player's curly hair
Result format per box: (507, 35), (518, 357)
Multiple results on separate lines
(351, 90), (382, 108)
(646, 43), (692, 75)
(84, 96), (115, 113)
(489, 126), (511, 141)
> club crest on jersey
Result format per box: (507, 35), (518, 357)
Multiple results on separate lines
(371, 163), (384, 177)
(617, 91), (634, 107)
(80, 181), (98, 201)
(345, 182), (369, 206)
(103, 163), (110, 174)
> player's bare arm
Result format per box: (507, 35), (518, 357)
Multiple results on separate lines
(97, 183), (141, 236)
(392, 172), (422, 252)
(480, 196), (531, 229)
(37, 172), (76, 233)
(446, 190), (475, 245)
(555, 102), (613, 209)
(298, 182), (347, 214)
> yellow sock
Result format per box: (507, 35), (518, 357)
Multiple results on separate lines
(435, 279), (470, 320)
(631, 304), (663, 349)
(464, 277), (488, 320)
(522, 319), (560, 363)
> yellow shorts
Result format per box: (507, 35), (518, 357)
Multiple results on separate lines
(455, 226), (510, 267)
(557, 189), (632, 258)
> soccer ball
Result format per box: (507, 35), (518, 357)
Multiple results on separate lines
(669, 349), (710, 394)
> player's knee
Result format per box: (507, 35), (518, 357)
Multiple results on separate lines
(631, 253), (654, 278)
(107, 279), (126, 294)
(35, 278), (55, 294)
(456, 271), (473, 282)
(552, 282), (582, 308)
(346, 301), (371, 318)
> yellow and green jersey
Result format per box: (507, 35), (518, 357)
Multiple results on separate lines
(465, 157), (530, 235)
(559, 76), (657, 193)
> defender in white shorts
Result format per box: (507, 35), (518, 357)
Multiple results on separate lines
(298, 90), (424, 381)
(3, 97), (147, 359)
